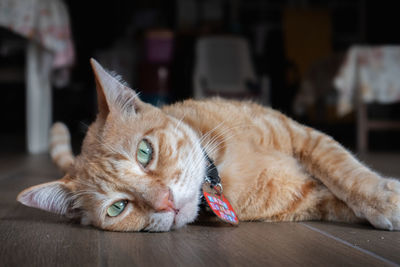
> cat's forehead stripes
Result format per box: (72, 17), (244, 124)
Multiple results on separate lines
(142, 120), (169, 136)
(77, 115), (196, 187)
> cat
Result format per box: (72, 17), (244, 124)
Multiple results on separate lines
(17, 59), (400, 232)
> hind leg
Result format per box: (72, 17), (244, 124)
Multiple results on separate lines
(219, 150), (361, 224)
(288, 122), (400, 230)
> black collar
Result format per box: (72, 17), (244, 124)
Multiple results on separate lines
(204, 153), (221, 187)
(200, 153), (221, 207)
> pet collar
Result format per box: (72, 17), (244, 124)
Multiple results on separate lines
(201, 153), (239, 225)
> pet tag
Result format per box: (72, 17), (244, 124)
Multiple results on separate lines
(202, 183), (239, 225)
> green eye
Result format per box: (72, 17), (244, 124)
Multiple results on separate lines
(107, 200), (127, 217)
(137, 139), (153, 166)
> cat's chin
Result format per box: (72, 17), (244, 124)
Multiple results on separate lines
(172, 198), (200, 229)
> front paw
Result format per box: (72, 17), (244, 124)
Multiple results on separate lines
(353, 178), (400, 231)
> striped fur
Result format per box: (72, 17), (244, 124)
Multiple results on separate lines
(50, 122), (74, 173)
(17, 59), (400, 232)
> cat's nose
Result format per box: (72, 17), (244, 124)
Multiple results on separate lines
(153, 188), (175, 212)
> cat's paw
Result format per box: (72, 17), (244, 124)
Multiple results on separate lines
(353, 178), (400, 231)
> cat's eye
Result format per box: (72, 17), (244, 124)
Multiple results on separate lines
(137, 139), (153, 167)
(107, 200), (127, 217)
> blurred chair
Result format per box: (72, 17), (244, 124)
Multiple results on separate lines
(193, 36), (268, 103)
(334, 46), (400, 152)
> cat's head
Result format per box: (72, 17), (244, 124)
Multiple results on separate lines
(17, 59), (206, 231)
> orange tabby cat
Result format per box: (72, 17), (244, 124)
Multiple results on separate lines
(17, 59), (400, 232)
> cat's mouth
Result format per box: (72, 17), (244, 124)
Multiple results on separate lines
(170, 197), (201, 229)
(159, 190), (181, 223)
(169, 199), (182, 224)
(157, 204), (181, 229)
(172, 209), (180, 223)
(168, 205), (180, 217)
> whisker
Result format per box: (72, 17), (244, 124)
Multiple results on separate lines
(173, 113), (186, 134)
(200, 123), (251, 156)
(183, 133), (234, 186)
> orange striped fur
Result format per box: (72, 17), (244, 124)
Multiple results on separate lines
(50, 122), (74, 173)
(17, 59), (400, 232)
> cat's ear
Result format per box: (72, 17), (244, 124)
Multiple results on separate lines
(17, 178), (75, 216)
(90, 58), (142, 119)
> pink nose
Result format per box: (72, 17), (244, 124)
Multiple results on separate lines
(153, 188), (175, 212)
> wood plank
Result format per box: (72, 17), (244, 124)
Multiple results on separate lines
(0, 208), (100, 267)
(99, 222), (391, 266)
(302, 221), (400, 265)
(0, 154), (28, 180)
(0, 153), (60, 181)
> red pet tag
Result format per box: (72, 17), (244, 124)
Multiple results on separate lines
(202, 183), (239, 225)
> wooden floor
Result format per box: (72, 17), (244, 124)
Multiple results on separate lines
(1, 152), (400, 267)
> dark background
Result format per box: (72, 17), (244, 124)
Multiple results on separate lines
(1, 0), (400, 152)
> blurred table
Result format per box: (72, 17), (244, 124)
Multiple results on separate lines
(0, 0), (74, 154)
(334, 46), (400, 152)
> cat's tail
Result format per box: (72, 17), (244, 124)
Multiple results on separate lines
(50, 122), (75, 173)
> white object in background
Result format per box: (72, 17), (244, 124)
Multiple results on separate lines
(26, 42), (53, 154)
(0, 0), (75, 154)
(334, 46), (400, 116)
(193, 36), (257, 99)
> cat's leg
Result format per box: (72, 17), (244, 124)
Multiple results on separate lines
(286, 120), (400, 230)
(221, 151), (362, 224)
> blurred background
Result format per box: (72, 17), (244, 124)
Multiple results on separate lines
(1, 0), (400, 155)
